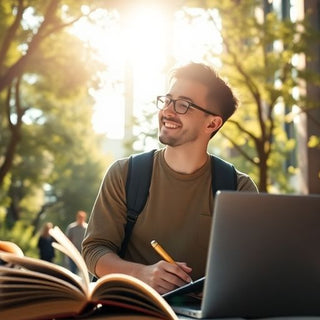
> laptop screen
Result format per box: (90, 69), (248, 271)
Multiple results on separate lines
(202, 191), (320, 318)
(166, 192), (320, 318)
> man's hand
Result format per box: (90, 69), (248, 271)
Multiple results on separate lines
(95, 252), (192, 294)
(136, 260), (192, 294)
(0, 241), (24, 256)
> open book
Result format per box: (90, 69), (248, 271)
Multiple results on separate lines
(0, 226), (178, 320)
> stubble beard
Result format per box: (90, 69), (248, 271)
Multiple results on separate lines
(159, 127), (198, 147)
(158, 125), (183, 147)
(159, 134), (179, 147)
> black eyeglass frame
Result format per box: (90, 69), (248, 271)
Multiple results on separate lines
(156, 95), (220, 117)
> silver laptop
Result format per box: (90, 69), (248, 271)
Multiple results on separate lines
(166, 191), (320, 319)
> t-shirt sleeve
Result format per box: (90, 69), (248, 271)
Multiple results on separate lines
(236, 169), (259, 192)
(82, 158), (129, 275)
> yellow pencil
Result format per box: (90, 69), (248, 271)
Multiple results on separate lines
(151, 240), (193, 283)
(151, 240), (176, 264)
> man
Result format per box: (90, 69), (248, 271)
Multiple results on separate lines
(66, 210), (88, 273)
(82, 62), (258, 294)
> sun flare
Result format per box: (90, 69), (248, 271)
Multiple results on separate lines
(71, 6), (222, 139)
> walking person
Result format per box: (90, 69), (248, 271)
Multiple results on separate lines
(66, 210), (88, 274)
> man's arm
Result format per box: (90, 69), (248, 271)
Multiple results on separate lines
(95, 251), (192, 294)
(236, 170), (259, 192)
(83, 159), (192, 294)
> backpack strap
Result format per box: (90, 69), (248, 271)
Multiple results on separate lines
(210, 155), (237, 194)
(118, 149), (155, 258)
(118, 151), (236, 258)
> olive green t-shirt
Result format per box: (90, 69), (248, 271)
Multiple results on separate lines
(82, 149), (258, 280)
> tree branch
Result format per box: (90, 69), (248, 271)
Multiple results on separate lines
(227, 119), (259, 143)
(219, 131), (259, 165)
(0, 76), (24, 186)
(0, 0), (24, 71)
(0, 0), (62, 91)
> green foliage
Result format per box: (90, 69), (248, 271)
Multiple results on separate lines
(196, 0), (319, 192)
(0, 220), (38, 258)
(0, 1), (111, 238)
(124, 100), (161, 155)
(308, 135), (320, 149)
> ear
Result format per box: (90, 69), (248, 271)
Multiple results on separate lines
(207, 116), (223, 134)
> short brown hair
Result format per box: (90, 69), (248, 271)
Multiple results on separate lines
(170, 62), (238, 122)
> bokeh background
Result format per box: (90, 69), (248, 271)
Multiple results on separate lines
(0, 0), (319, 261)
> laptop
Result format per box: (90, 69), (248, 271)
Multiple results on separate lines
(165, 191), (320, 319)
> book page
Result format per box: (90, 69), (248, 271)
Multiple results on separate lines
(49, 226), (90, 289)
(91, 273), (178, 320)
(0, 299), (86, 320)
(0, 266), (84, 297)
(0, 252), (85, 293)
(0, 264), (88, 320)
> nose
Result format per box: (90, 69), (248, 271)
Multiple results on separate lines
(163, 99), (176, 114)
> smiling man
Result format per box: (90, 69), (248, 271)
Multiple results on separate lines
(82, 62), (258, 294)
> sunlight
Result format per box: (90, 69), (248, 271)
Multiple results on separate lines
(71, 5), (222, 139)
(174, 8), (222, 64)
(121, 6), (168, 118)
(123, 7), (167, 67)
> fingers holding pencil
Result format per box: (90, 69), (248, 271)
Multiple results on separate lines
(151, 240), (175, 264)
(151, 240), (193, 283)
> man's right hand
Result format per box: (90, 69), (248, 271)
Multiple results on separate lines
(136, 260), (193, 294)
(95, 252), (192, 294)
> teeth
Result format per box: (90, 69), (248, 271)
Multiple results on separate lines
(164, 122), (179, 129)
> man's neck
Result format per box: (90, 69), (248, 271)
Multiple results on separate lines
(163, 145), (208, 174)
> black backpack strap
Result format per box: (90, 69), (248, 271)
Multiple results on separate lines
(118, 149), (155, 258)
(211, 155), (237, 194)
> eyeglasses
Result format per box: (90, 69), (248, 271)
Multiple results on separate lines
(156, 95), (219, 116)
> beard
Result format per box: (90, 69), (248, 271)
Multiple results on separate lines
(158, 116), (183, 147)
(158, 126), (200, 147)
(159, 134), (181, 147)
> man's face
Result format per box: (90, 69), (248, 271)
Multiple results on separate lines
(77, 212), (86, 224)
(158, 78), (211, 147)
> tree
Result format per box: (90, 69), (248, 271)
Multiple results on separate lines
(0, 0), (105, 186)
(0, 1), (110, 228)
(186, 0), (320, 192)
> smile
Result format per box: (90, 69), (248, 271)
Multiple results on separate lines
(164, 121), (180, 129)
(162, 116), (181, 129)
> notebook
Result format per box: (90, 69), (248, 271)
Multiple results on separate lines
(167, 191), (320, 319)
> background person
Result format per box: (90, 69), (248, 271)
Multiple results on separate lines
(65, 210), (88, 274)
(37, 222), (55, 262)
(82, 62), (258, 294)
